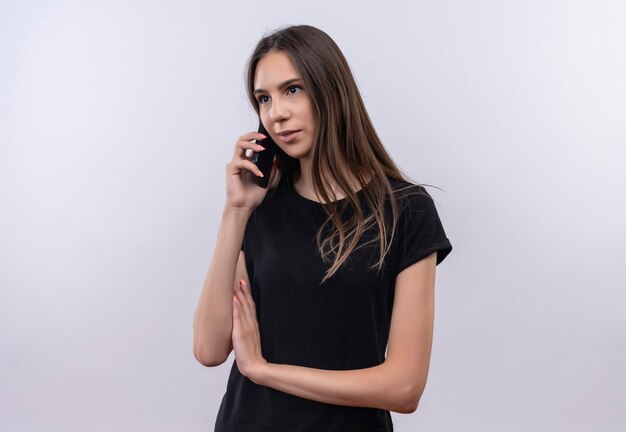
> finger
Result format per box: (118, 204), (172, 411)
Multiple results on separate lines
(239, 280), (254, 307)
(241, 281), (258, 326)
(233, 134), (267, 158)
(234, 284), (252, 327)
(235, 141), (266, 160)
(232, 295), (241, 322)
(239, 131), (268, 142)
(227, 159), (265, 178)
(233, 293), (251, 333)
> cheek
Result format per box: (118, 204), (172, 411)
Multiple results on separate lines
(299, 109), (315, 130)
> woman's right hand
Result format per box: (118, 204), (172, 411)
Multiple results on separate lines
(225, 131), (277, 212)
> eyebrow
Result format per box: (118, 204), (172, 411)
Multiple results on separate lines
(253, 78), (301, 95)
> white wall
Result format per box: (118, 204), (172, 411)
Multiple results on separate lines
(1, 1), (624, 431)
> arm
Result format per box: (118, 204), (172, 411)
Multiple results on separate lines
(193, 206), (252, 367)
(238, 252), (438, 413)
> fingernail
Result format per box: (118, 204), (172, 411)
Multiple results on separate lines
(257, 145), (265, 151)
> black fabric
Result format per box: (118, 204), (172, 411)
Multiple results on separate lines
(214, 173), (452, 432)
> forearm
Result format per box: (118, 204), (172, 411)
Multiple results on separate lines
(193, 206), (251, 366)
(250, 361), (416, 414)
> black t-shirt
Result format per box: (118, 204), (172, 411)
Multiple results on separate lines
(214, 172), (452, 432)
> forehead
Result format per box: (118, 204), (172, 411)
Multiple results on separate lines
(254, 50), (300, 88)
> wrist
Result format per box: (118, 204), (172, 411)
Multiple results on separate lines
(222, 205), (253, 220)
(249, 361), (270, 385)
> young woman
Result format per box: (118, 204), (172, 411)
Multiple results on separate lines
(193, 24), (453, 432)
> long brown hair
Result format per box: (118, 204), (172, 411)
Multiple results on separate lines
(244, 24), (439, 283)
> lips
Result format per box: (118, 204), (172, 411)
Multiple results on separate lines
(277, 130), (301, 143)
(277, 129), (299, 136)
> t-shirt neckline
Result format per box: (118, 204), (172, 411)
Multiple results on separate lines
(284, 171), (370, 207)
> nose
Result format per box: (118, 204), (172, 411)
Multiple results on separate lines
(268, 95), (290, 124)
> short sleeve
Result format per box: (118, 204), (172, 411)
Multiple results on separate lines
(395, 186), (453, 275)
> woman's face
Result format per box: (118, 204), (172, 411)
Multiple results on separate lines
(254, 50), (316, 160)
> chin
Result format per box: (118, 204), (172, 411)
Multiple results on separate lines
(279, 143), (312, 160)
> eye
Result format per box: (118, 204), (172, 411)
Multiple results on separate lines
(287, 85), (303, 95)
(257, 85), (303, 105)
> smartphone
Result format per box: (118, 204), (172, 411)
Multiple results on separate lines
(249, 121), (277, 188)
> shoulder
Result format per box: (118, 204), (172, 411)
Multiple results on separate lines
(386, 177), (448, 243)
(387, 177), (436, 215)
(386, 177), (453, 268)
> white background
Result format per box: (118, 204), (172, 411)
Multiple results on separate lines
(1, 1), (625, 431)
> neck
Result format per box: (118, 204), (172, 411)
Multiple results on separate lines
(292, 156), (371, 203)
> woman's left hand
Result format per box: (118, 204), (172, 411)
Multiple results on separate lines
(232, 279), (267, 383)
